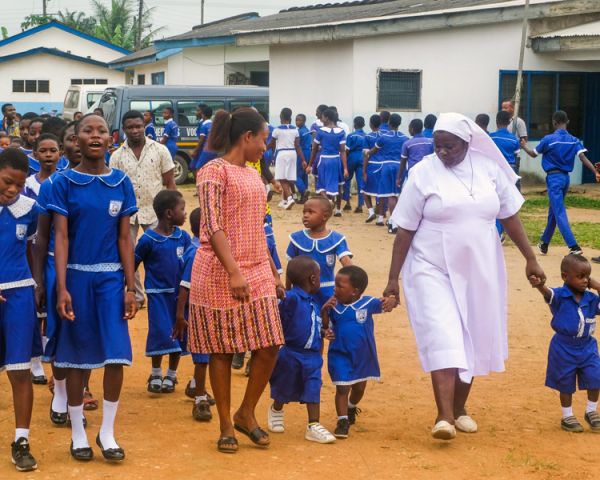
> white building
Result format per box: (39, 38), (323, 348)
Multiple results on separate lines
(109, 13), (269, 87)
(0, 21), (128, 114)
(229, 0), (600, 183)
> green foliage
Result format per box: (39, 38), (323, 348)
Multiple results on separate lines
(57, 9), (97, 36)
(1, 26), (8, 40)
(21, 14), (52, 31)
(523, 194), (600, 211)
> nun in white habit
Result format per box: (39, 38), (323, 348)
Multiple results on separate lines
(384, 113), (545, 440)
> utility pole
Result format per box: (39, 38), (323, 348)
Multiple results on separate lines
(512, 0), (530, 135)
(201, 0), (205, 25)
(43, 0), (49, 16)
(137, 0), (143, 51)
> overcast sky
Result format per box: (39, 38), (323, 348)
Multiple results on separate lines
(3, 0), (343, 38)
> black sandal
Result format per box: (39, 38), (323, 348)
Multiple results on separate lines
(234, 424), (270, 447)
(217, 436), (238, 454)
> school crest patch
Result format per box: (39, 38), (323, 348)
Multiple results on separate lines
(356, 309), (368, 324)
(176, 246), (184, 258)
(108, 200), (123, 217)
(326, 254), (335, 267)
(15, 224), (27, 240)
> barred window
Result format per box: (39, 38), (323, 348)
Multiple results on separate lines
(13, 80), (50, 93)
(377, 70), (421, 111)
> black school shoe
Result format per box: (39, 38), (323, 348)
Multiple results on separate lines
(537, 242), (549, 255)
(31, 374), (48, 385)
(231, 352), (245, 370)
(96, 434), (125, 461)
(334, 418), (350, 439)
(11, 438), (37, 472)
(70, 441), (94, 461)
(569, 244), (583, 255)
(348, 407), (361, 425)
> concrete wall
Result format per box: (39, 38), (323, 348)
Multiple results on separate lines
(0, 53), (125, 114)
(0, 27), (124, 63)
(128, 59), (169, 84)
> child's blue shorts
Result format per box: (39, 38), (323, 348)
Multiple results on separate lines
(270, 346), (322, 404)
(146, 291), (185, 357)
(546, 334), (600, 394)
(362, 163), (382, 197)
(377, 162), (401, 197)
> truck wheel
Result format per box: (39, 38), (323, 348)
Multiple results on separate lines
(173, 154), (190, 185)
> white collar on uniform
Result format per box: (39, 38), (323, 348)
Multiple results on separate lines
(333, 296), (375, 315)
(0, 194), (35, 218)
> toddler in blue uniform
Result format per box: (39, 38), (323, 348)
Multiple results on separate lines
(268, 256), (336, 444)
(530, 254), (600, 433)
(49, 113), (138, 462)
(286, 197), (353, 308)
(175, 207), (215, 421)
(135, 189), (191, 394)
(521, 110), (600, 256)
(322, 266), (396, 439)
(0, 148), (41, 472)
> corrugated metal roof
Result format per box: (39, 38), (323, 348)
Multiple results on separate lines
(110, 46), (156, 65)
(533, 20), (600, 38)
(159, 12), (260, 42)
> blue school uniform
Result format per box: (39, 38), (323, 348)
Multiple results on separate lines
(545, 286), (600, 394)
(296, 125), (312, 195)
(286, 230), (352, 307)
(135, 227), (191, 357)
(328, 296), (382, 385)
(189, 120), (203, 170)
(36, 175), (61, 361)
(535, 129), (586, 248)
(263, 124), (275, 166)
(314, 126), (346, 196)
(195, 120), (218, 170)
(265, 224), (283, 274)
(47, 168), (137, 369)
(376, 131), (408, 197)
(490, 128), (520, 167)
(163, 118), (179, 159)
(145, 123), (157, 141)
(180, 237), (209, 365)
(401, 134), (434, 173)
(269, 287), (323, 404)
(0, 194), (42, 371)
(343, 129), (366, 207)
(422, 128), (434, 139)
(23, 174), (43, 201)
(362, 131), (382, 197)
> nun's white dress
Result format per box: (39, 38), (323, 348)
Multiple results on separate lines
(391, 150), (523, 383)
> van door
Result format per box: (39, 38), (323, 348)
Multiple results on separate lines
(175, 100), (225, 145)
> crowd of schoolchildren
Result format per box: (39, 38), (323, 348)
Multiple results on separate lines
(1, 97), (600, 472)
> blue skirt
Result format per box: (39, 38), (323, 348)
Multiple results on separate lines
(54, 270), (132, 369)
(377, 162), (400, 197)
(362, 163), (382, 197)
(270, 346), (322, 404)
(328, 320), (380, 385)
(146, 292), (185, 356)
(316, 155), (341, 196)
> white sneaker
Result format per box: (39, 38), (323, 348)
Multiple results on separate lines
(431, 420), (456, 440)
(305, 423), (335, 444)
(284, 198), (295, 210)
(277, 199), (286, 208)
(455, 415), (478, 433)
(268, 406), (285, 433)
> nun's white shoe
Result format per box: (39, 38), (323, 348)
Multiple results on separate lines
(455, 415), (478, 433)
(431, 420), (456, 440)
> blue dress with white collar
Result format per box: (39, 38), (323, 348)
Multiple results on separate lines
(135, 226), (191, 357)
(47, 168), (138, 369)
(328, 296), (382, 385)
(286, 229), (352, 307)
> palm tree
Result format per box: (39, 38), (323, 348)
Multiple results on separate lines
(57, 9), (96, 35)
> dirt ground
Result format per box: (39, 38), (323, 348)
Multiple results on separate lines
(2, 187), (600, 480)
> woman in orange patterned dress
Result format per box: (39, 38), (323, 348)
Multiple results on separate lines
(188, 108), (285, 453)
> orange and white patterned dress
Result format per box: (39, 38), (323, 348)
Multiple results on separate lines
(188, 158), (283, 353)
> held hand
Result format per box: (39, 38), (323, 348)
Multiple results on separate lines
(305, 166), (312, 174)
(380, 296), (398, 312)
(383, 279), (401, 307)
(172, 316), (188, 341)
(301, 161), (308, 170)
(57, 289), (75, 321)
(528, 274), (545, 288)
(525, 259), (546, 287)
(34, 285), (46, 313)
(274, 278), (286, 300)
(123, 291), (137, 320)
(230, 271), (250, 302)
(324, 328), (335, 341)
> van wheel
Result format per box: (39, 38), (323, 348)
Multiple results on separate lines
(173, 154), (189, 185)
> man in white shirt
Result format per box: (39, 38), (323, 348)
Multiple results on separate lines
(110, 110), (177, 307)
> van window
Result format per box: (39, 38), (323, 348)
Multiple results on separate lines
(230, 99), (269, 114)
(98, 90), (118, 126)
(129, 100), (173, 127)
(176, 100), (225, 126)
(87, 93), (102, 109)
(65, 90), (80, 109)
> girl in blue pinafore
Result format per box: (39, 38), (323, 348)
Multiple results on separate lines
(49, 113), (137, 462)
(307, 108), (347, 201)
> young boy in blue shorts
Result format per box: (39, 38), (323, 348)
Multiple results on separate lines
(521, 110), (600, 256)
(530, 254), (600, 433)
(268, 256), (336, 444)
(0, 148), (41, 471)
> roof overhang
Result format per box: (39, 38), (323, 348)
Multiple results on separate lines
(153, 36), (235, 50)
(234, 0), (599, 46)
(531, 19), (600, 55)
(109, 48), (182, 69)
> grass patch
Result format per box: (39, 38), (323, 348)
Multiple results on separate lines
(523, 195), (600, 211)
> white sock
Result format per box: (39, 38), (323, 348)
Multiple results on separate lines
(338, 415), (348, 420)
(151, 367), (162, 377)
(166, 369), (177, 378)
(189, 377), (196, 389)
(561, 406), (573, 418)
(15, 428), (29, 442)
(99, 399), (120, 450)
(52, 378), (68, 413)
(31, 358), (45, 377)
(377, 215), (384, 223)
(195, 394), (208, 404)
(586, 400), (598, 413)
(42, 336), (49, 350)
(368, 208), (374, 216)
(348, 401), (357, 409)
(68, 404), (89, 449)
